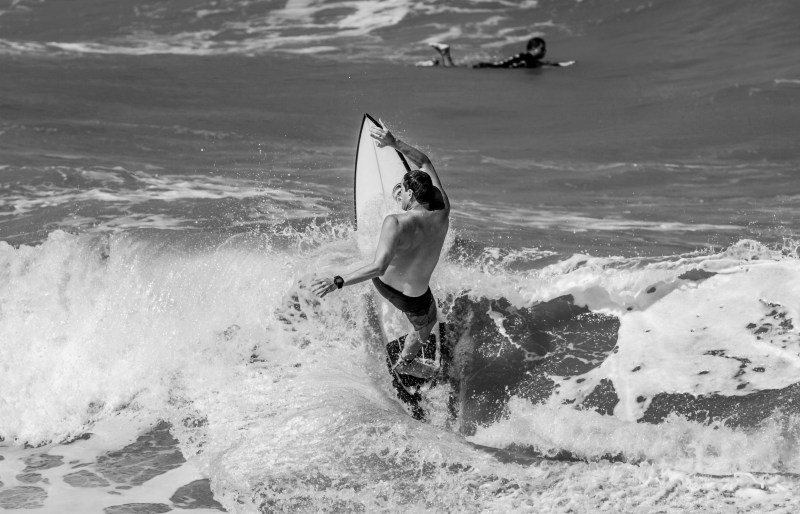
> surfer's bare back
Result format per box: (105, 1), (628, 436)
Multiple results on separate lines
(311, 121), (450, 379)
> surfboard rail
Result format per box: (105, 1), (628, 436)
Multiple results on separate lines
(353, 113), (411, 231)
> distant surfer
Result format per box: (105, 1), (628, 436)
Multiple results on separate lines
(416, 37), (575, 68)
(311, 123), (450, 380)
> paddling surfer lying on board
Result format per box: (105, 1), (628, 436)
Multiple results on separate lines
(311, 123), (450, 380)
(417, 37), (575, 68)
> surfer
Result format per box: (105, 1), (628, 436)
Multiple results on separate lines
(418, 37), (575, 68)
(311, 124), (450, 380)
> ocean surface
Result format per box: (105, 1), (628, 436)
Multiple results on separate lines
(2, 0), (800, 512)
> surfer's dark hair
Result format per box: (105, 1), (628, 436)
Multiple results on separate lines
(403, 170), (435, 205)
(527, 37), (546, 53)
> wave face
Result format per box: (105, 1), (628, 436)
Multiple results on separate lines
(2, 229), (800, 511)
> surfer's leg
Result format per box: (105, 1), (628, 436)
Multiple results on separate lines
(399, 317), (434, 361)
(394, 325), (439, 379)
(430, 43), (455, 67)
(393, 300), (440, 379)
(401, 298), (437, 358)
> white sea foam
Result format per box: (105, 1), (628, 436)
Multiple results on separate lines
(0, 168), (331, 230)
(0, 0), (561, 59)
(471, 398), (800, 474)
(552, 257), (800, 421)
(456, 201), (740, 233)
(2, 228), (799, 512)
(0, 411), (221, 513)
(0, 39), (48, 54)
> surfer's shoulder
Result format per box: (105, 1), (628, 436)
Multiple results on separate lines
(383, 213), (402, 228)
(386, 212), (421, 233)
(389, 211), (427, 234)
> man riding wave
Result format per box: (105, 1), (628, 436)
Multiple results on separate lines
(311, 122), (450, 380)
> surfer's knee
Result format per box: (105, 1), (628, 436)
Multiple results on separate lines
(422, 316), (437, 333)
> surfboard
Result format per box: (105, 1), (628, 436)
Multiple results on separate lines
(354, 113), (409, 235)
(353, 113), (450, 420)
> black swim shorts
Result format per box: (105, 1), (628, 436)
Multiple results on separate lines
(372, 278), (437, 331)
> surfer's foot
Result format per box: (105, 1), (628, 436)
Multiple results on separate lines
(394, 357), (440, 379)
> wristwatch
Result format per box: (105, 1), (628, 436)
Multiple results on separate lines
(333, 275), (344, 289)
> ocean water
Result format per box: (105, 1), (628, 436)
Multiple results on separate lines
(2, 0), (800, 512)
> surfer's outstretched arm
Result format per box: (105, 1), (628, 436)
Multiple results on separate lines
(369, 123), (450, 212)
(310, 215), (400, 297)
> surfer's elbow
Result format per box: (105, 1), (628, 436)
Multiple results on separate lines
(372, 249), (395, 276)
(374, 257), (391, 276)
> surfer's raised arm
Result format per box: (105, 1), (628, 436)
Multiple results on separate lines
(369, 123), (450, 212)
